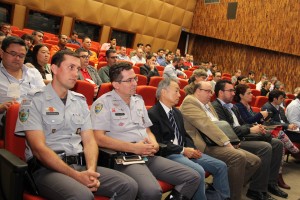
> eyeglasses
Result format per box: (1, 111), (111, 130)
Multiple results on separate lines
(109, 56), (118, 59)
(79, 55), (90, 59)
(3, 50), (26, 59)
(199, 88), (213, 94)
(223, 89), (236, 93)
(119, 76), (138, 83)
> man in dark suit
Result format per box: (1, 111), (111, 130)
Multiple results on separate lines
(148, 78), (230, 200)
(140, 54), (160, 84)
(212, 80), (287, 200)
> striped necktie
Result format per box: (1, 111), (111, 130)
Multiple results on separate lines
(169, 110), (183, 146)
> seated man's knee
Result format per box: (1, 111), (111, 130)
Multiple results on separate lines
(139, 184), (162, 200)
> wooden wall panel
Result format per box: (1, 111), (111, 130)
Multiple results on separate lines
(192, 36), (300, 93)
(4, 0), (197, 51)
(191, 0), (300, 56)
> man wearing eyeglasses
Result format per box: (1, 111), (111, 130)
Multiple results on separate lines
(212, 80), (286, 200)
(180, 81), (260, 200)
(91, 62), (201, 200)
(0, 36), (45, 125)
(98, 49), (118, 83)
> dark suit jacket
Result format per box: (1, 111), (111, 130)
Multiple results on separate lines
(261, 102), (289, 130)
(212, 99), (251, 137)
(148, 102), (195, 157)
(140, 64), (160, 84)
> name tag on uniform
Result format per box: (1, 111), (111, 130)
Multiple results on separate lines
(46, 112), (59, 115)
(115, 113), (125, 116)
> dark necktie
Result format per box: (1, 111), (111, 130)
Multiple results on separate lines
(168, 110), (183, 146)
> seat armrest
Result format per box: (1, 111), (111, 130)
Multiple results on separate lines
(98, 148), (117, 168)
(0, 149), (28, 200)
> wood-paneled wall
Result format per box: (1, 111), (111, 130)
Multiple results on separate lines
(192, 35), (300, 93)
(191, 0), (300, 56)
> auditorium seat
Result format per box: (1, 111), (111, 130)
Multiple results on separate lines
(97, 61), (108, 70)
(156, 66), (165, 71)
(136, 74), (147, 86)
(71, 80), (95, 106)
(284, 99), (293, 107)
(132, 66), (140, 74)
(0, 103), (109, 200)
(66, 43), (80, 50)
(176, 89), (186, 107)
(136, 86), (157, 107)
(247, 83), (256, 89)
(251, 106), (260, 113)
(183, 70), (193, 79)
(178, 79), (188, 89)
(96, 83), (113, 99)
(286, 93), (295, 100)
(251, 89), (261, 96)
(134, 63), (144, 68)
(149, 76), (164, 87)
(254, 96), (268, 108)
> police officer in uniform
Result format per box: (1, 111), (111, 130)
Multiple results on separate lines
(15, 50), (138, 200)
(90, 62), (200, 200)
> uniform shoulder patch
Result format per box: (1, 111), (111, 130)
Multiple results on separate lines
(94, 103), (103, 114)
(19, 109), (30, 122)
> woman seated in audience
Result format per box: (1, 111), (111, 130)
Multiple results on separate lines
(31, 44), (52, 84)
(234, 84), (299, 189)
(75, 48), (102, 97)
(261, 80), (272, 96)
(235, 75), (248, 86)
(184, 69), (207, 95)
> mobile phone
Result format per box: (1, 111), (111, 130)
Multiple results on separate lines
(123, 155), (142, 161)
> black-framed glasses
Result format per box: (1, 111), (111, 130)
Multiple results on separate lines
(223, 89), (236, 93)
(79, 55), (90, 59)
(199, 88), (213, 94)
(109, 56), (118, 59)
(119, 76), (138, 83)
(3, 50), (26, 59)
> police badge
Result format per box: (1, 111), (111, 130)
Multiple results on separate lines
(19, 109), (30, 122)
(95, 103), (103, 114)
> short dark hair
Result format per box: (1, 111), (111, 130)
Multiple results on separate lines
(234, 84), (250, 103)
(146, 54), (154, 60)
(71, 30), (78, 35)
(145, 44), (151, 48)
(249, 71), (255, 75)
(82, 36), (90, 42)
(75, 48), (88, 54)
(157, 48), (164, 53)
(1, 36), (26, 51)
(173, 57), (180, 63)
(262, 80), (270, 88)
(109, 62), (132, 83)
(215, 80), (232, 97)
(0, 31), (5, 37)
(32, 30), (44, 36)
(137, 43), (143, 48)
(51, 50), (79, 67)
(268, 90), (286, 102)
(21, 33), (34, 42)
(106, 49), (117, 58)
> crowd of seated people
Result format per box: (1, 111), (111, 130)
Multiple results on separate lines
(1, 22), (300, 200)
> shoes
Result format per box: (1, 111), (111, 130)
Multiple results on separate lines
(264, 192), (277, 200)
(277, 173), (291, 190)
(268, 184), (288, 198)
(246, 189), (265, 200)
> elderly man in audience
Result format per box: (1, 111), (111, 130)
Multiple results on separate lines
(148, 78), (231, 200)
(0, 22), (12, 36)
(98, 49), (118, 83)
(91, 62), (201, 200)
(180, 81), (260, 200)
(140, 54), (160, 84)
(256, 74), (268, 91)
(76, 48), (102, 97)
(130, 48), (146, 65)
(32, 30), (44, 46)
(184, 69), (207, 95)
(78, 36), (98, 64)
(212, 80), (287, 200)
(50, 34), (71, 57)
(117, 46), (130, 61)
(0, 36), (45, 125)
(129, 43), (143, 58)
(163, 57), (187, 80)
(68, 30), (81, 46)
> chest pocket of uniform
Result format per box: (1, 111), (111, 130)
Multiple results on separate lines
(133, 108), (144, 126)
(71, 114), (85, 127)
(43, 115), (64, 134)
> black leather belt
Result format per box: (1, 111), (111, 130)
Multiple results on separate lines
(63, 154), (85, 166)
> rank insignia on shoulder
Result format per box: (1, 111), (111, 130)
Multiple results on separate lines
(19, 109), (29, 122)
(95, 103), (103, 114)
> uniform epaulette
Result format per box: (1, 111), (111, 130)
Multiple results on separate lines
(27, 88), (44, 96)
(71, 91), (86, 99)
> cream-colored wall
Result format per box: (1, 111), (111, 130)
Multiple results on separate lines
(5, 0), (197, 52)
